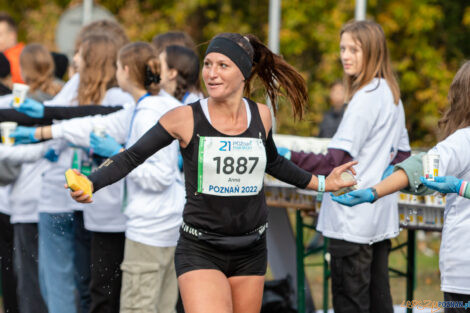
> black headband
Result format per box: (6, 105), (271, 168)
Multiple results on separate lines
(205, 37), (252, 79)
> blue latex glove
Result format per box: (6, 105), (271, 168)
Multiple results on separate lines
(10, 126), (38, 144)
(381, 165), (394, 180)
(178, 152), (183, 172)
(331, 188), (375, 207)
(44, 148), (59, 162)
(15, 98), (44, 118)
(420, 176), (463, 194)
(90, 132), (122, 157)
(277, 147), (291, 160)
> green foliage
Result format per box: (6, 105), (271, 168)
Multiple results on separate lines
(2, 0), (469, 146)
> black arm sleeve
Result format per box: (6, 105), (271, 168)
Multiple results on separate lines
(43, 105), (123, 120)
(265, 130), (312, 189)
(0, 105), (123, 126)
(88, 122), (175, 192)
(0, 109), (53, 126)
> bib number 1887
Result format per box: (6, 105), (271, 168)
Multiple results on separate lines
(213, 156), (259, 175)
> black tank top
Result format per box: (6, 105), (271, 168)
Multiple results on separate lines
(181, 99), (268, 236)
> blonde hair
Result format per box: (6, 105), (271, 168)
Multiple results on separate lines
(77, 35), (118, 105)
(19, 43), (62, 96)
(75, 19), (129, 53)
(341, 20), (400, 105)
(118, 42), (160, 95)
(438, 61), (470, 140)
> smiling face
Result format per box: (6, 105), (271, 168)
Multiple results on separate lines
(340, 32), (363, 77)
(202, 52), (245, 101)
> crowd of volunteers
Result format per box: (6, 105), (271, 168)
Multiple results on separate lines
(0, 9), (469, 313)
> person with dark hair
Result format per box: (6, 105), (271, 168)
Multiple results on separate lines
(66, 32), (357, 313)
(318, 80), (346, 138)
(0, 12), (24, 83)
(151, 31), (196, 55)
(152, 31), (203, 102)
(0, 51), (12, 94)
(162, 45), (200, 104)
(50, 51), (69, 80)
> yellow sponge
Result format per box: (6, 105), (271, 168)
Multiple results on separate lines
(65, 169), (93, 199)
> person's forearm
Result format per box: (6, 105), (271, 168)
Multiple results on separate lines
(0, 143), (47, 164)
(374, 169), (409, 198)
(89, 122), (175, 192)
(460, 181), (470, 199)
(290, 148), (353, 175)
(390, 150), (411, 165)
(0, 109), (53, 125)
(265, 131), (312, 188)
(44, 105), (123, 120)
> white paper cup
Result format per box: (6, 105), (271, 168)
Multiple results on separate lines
(12, 83), (30, 108)
(93, 125), (107, 138)
(422, 153), (439, 181)
(0, 121), (18, 146)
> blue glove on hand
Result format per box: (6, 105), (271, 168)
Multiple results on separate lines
(10, 126), (38, 144)
(331, 188), (376, 207)
(277, 147), (291, 160)
(90, 132), (122, 157)
(15, 98), (44, 118)
(381, 165), (394, 180)
(44, 148), (59, 162)
(420, 176), (463, 194)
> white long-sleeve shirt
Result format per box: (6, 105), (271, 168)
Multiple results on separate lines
(52, 91), (186, 246)
(318, 78), (410, 244)
(0, 143), (51, 223)
(39, 84), (133, 234)
(426, 128), (470, 295)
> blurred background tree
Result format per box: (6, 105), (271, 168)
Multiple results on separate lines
(1, 0), (469, 147)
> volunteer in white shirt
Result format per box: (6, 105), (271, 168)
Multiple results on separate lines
(11, 34), (133, 313)
(287, 20), (410, 313)
(32, 43), (200, 313)
(334, 60), (470, 313)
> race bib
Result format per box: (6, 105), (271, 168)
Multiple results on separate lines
(197, 136), (267, 196)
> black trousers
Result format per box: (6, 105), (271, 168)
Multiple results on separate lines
(0, 212), (19, 313)
(444, 292), (470, 313)
(73, 211), (92, 313)
(89, 231), (125, 313)
(13, 223), (47, 313)
(328, 238), (393, 313)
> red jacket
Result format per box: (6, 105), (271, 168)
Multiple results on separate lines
(4, 42), (25, 84)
